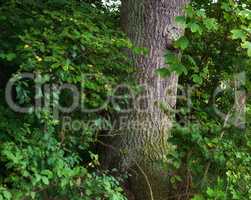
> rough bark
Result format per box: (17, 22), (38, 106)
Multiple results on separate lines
(117, 0), (189, 199)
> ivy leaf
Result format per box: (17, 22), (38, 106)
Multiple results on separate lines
(175, 36), (189, 50)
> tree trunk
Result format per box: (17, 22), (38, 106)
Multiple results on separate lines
(118, 0), (189, 199)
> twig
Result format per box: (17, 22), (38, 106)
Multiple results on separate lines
(134, 161), (154, 200)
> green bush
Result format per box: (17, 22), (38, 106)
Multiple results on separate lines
(164, 1), (251, 199)
(0, 1), (132, 199)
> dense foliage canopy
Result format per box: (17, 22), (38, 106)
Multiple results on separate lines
(0, 0), (250, 200)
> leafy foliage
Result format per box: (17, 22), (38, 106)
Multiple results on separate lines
(0, 0), (250, 200)
(164, 1), (251, 199)
(0, 1), (131, 199)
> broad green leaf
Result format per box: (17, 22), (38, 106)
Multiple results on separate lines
(188, 22), (202, 34)
(41, 176), (49, 185)
(231, 29), (246, 40)
(175, 36), (189, 50)
(170, 63), (188, 75)
(156, 68), (170, 78)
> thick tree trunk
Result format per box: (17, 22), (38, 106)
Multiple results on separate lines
(116, 0), (189, 199)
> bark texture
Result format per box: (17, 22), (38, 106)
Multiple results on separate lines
(118, 0), (189, 199)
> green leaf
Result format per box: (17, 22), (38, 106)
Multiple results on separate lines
(231, 29), (246, 40)
(175, 36), (189, 50)
(86, 189), (92, 196)
(203, 18), (218, 30)
(63, 59), (71, 71)
(192, 74), (203, 84)
(0, 53), (16, 61)
(206, 188), (215, 197)
(175, 16), (186, 27)
(2, 191), (12, 200)
(6, 53), (16, 61)
(196, 9), (206, 18)
(221, 2), (231, 11)
(156, 68), (170, 78)
(42, 176), (49, 185)
(165, 51), (179, 64)
(192, 195), (204, 200)
(30, 192), (36, 199)
(241, 41), (251, 57)
(186, 5), (194, 17)
(188, 22), (202, 34)
(185, 55), (198, 70)
(239, 10), (251, 20)
(170, 63), (188, 75)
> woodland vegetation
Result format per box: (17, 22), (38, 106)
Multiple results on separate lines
(0, 0), (250, 200)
